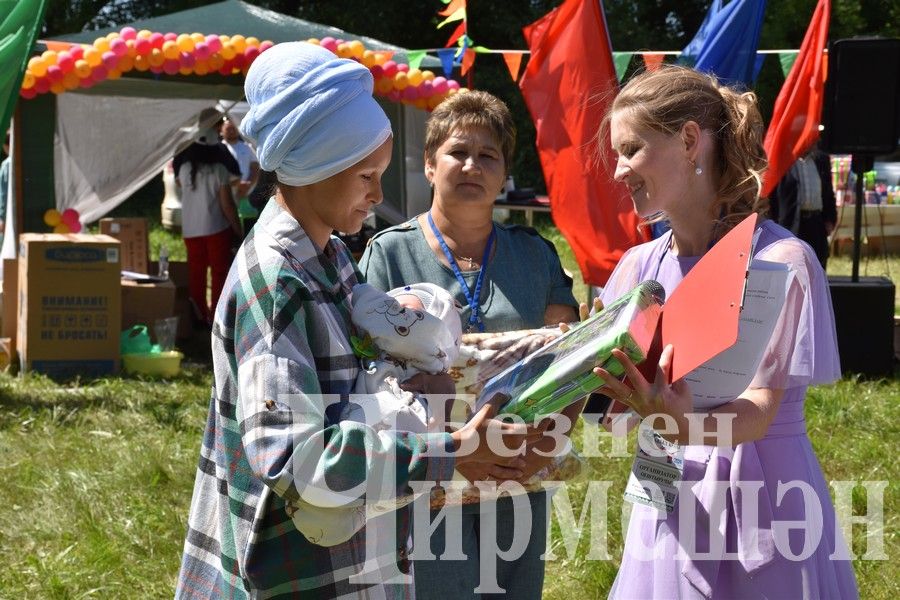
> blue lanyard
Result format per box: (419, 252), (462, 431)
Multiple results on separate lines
(427, 212), (495, 333)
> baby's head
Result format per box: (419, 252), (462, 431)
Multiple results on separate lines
(351, 283), (462, 372)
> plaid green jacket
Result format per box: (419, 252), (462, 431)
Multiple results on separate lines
(176, 201), (455, 599)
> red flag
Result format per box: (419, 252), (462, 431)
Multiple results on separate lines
(519, 0), (645, 286)
(502, 52), (523, 81)
(641, 53), (665, 71)
(761, 0), (830, 197)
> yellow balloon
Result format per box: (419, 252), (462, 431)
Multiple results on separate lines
(407, 68), (424, 86)
(176, 34), (194, 53)
(74, 59), (91, 78)
(230, 35), (247, 53)
(106, 32), (119, 41)
(137, 29), (152, 39)
(393, 71), (409, 90)
(54, 223), (71, 234)
(93, 37), (110, 54)
(28, 56), (47, 77)
(246, 36), (260, 48)
(307, 38), (320, 46)
(22, 71), (35, 89)
(191, 32), (205, 44)
(162, 40), (180, 60)
(336, 43), (353, 59)
(83, 48), (102, 67)
(44, 209), (62, 227)
(41, 50), (58, 65)
(348, 40), (365, 59)
(220, 43), (236, 60)
(148, 48), (165, 67)
(422, 70), (435, 82)
(361, 50), (376, 68)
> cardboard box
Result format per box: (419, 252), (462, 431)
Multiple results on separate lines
(99, 217), (149, 274)
(121, 278), (176, 337)
(17, 233), (121, 377)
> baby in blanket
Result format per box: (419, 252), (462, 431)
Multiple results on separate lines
(287, 282), (463, 546)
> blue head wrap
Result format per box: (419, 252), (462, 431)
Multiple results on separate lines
(240, 42), (392, 186)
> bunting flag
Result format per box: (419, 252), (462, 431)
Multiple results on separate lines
(502, 52), (523, 81)
(680, 0), (767, 87)
(761, 0), (830, 197)
(778, 51), (798, 76)
(642, 53), (664, 71)
(613, 51), (632, 81)
(444, 20), (466, 47)
(407, 50), (426, 70)
(460, 48), (476, 76)
(1, 0), (48, 136)
(437, 48), (457, 77)
(520, 0), (645, 286)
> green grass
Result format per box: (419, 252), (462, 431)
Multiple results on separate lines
(0, 212), (896, 597)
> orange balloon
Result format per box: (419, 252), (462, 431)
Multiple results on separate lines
(134, 54), (150, 71)
(176, 34), (194, 53)
(162, 40), (180, 60)
(407, 68), (424, 86)
(50, 82), (65, 94)
(230, 35), (247, 53)
(28, 56), (47, 77)
(44, 209), (62, 227)
(93, 37), (110, 53)
(22, 72), (35, 89)
(149, 48), (165, 67)
(220, 43), (236, 60)
(83, 48), (102, 67)
(54, 223), (71, 234)
(191, 32), (205, 44)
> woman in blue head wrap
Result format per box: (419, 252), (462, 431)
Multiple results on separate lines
(176, 42), (528, 600)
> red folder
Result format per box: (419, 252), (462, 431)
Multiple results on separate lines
(607, 213), (758, 423)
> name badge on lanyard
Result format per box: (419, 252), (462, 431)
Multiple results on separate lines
(623, 420), (684, 513)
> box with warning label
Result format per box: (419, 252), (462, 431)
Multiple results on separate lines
(17, 233), (122, 377)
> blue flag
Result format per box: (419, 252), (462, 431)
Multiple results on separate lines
(680, 0), (766, 87)
(437, 48), (456, 77)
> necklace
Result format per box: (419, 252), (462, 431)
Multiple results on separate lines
(427, 212), (495, 333)
(449, 248), (478, 270)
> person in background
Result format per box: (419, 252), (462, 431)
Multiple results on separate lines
(596, 65), (857, 599)
(176, 42), (528, 600)
(359, 90), (580, 600)
(173, 108), (242, 327)
(769, 145), (837, 269)
(221, 116), (261, 234)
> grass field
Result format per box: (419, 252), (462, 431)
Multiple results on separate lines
(0, 212), (896, 598)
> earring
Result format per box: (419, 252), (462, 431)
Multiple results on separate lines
(689, 159), (702, 176)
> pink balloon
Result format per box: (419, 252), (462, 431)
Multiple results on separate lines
(205, 35), (222, 53)
(57, 52), (75, 73)
(259, 41), (274, 52)
(90, 65), (108, 82)
(163, 32), (177, 42)
(135, 38), (151, 55)
(179, 52), (195, 68)
(34, 78), (51, 93)
(120, 27), (137, 41)
(149, 33), (165, 49)
(70, 221), (83, 233)
(194, 42), (210, 60)
(320, 37), (337, 52)
(69, 45), (84, 61)
(61, 208), (79, 225)
(382, 60), (397, 77)
(420, 81), (433, 96)
(102, 51), (119, 70)
(162, 59), (180, 75)
(447, 79), (460, 91)
(244, 46), (260, 62)
(46, 65), (64, 82)
(110, 38), (128, 57)
(402, 86), (418, 101)
(78, 76), (93, 88)
(431, 76), (448, 94)
(396, 63), (409, 73)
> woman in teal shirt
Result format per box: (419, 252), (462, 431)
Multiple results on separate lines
(359, 90), (580, 600)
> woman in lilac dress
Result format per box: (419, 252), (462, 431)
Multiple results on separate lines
(595, 66), (858, 598)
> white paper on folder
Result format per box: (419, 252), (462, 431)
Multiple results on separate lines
(684, 259), (791, 409)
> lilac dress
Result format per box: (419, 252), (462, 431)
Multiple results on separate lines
(601, 220), (858, 599)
